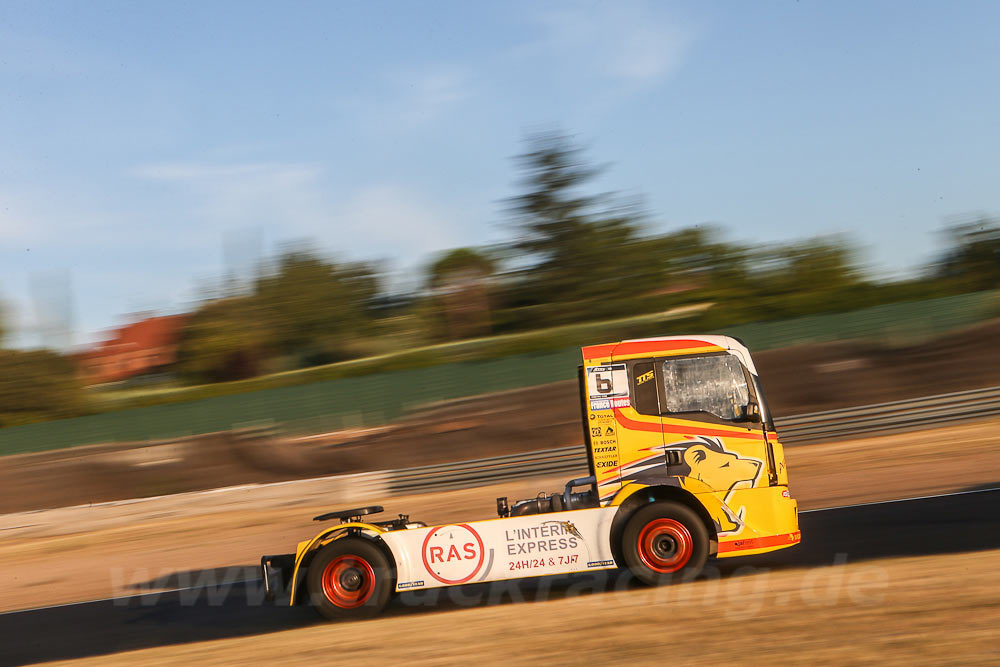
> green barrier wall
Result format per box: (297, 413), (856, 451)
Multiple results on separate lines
(1, 291), (995, 455)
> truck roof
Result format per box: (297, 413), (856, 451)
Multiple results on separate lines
(581, 335), (758, 375)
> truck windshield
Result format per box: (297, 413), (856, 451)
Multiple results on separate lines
(662, 355), (749, 420)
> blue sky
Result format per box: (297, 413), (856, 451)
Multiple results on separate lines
(2, 1), (999, 347)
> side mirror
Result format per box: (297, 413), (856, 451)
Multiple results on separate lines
(740, 401), (761, 423)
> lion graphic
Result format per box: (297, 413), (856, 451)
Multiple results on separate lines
(618, 436), (762, 534)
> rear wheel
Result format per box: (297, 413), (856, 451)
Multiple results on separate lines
(622, 502), (709, 585)
(307, 538), (393, 620)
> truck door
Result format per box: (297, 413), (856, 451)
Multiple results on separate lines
(654, 353), (772, 536)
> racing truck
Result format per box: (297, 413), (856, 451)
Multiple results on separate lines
(261, 335), (800, 619)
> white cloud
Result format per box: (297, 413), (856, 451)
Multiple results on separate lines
(335, 65), (473, 130)
(135, 161), (329, 232)
(519, 0), (696, 88)
(398, 67), (472, 126)
(338, 184), (463, 257)
(135, 161), (467, 262)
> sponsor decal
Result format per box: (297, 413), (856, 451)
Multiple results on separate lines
(717, 532), (800, 553)
(503, 520), (589, 571)
(636, 370), (654, 386)
(421, 524), (485, 585)
(590, 397), (630, 410)
(503, 522), (580, 555)
(587, 364), (630, 410)
(587, 559), (616, 568)
(397, 580), (425, 589)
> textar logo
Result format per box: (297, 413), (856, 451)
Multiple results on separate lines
(421, 524), (485, 584)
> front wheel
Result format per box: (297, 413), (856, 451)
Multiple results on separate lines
(622, 502), (709, 585)
(306, 538), (394, 620)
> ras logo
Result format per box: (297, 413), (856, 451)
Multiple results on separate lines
(421, 524), (485, 584)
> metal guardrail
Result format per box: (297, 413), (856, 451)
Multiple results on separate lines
(388, 446), (588, 494)
(773, 385), (1000, 445)
(385, 386), (1000, 495)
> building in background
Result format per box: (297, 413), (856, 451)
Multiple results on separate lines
(76, 314), (187, 385)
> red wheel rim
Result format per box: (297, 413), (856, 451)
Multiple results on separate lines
(637, 518), (693, 573)
(321, 555), (375, 608)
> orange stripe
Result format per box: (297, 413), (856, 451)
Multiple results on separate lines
(582, 343), (616, 360)
(614, 409), (763, 441)
(611, 339), (721, 358)
(717, 531), (801, 553)
(584, 338), (725, 361)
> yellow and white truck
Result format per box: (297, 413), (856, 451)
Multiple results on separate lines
(261, 335), (800, 619)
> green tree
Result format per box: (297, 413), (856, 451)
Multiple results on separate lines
(255, 249), (379, 366)
(936, 218), (1000, 291)
(644, 225), (750, 295)
(749, 236), (865, 317)
(427, 247), (496, 339)
(175, 296), (271, 383)
(506, 132), (643, 315)
(0, 349), (86, 426)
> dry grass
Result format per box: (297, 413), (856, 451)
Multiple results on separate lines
(44, 549), (1000, 666)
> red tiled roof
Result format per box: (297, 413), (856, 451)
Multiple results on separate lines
(77, 314), (188, 383)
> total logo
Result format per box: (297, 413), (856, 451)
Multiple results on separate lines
(421, 524), (485, 584)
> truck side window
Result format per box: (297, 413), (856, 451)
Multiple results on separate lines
(661, 354), (749, 421)
(631, 361), (659, 416)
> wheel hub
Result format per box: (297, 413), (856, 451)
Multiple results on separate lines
(652, 534), (678, 559)
(321, 555), (375, 608)
(637, 518), (693, 574)
(340, 568), (363, 591)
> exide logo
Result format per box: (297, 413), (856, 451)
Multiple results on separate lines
(421, 524), (485, 584)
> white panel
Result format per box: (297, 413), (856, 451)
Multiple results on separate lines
(384, 506), (619, 591)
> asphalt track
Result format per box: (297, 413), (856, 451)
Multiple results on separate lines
(2, 487), (999, 666)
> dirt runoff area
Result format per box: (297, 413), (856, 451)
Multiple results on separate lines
(1, 418), (999, 616)
(47, 548), (1000, 666)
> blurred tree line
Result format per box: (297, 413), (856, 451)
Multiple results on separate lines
(177, 248), (380, 383)
(172, 133), (1000, 384)
(0, 303), (86, 427)
(2, 132), (1000, 426)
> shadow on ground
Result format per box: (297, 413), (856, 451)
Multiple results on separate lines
(3, 488), (998, 666)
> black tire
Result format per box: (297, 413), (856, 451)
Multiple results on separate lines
(622, 501), (709, 586)
(306, 538), (394, 620)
